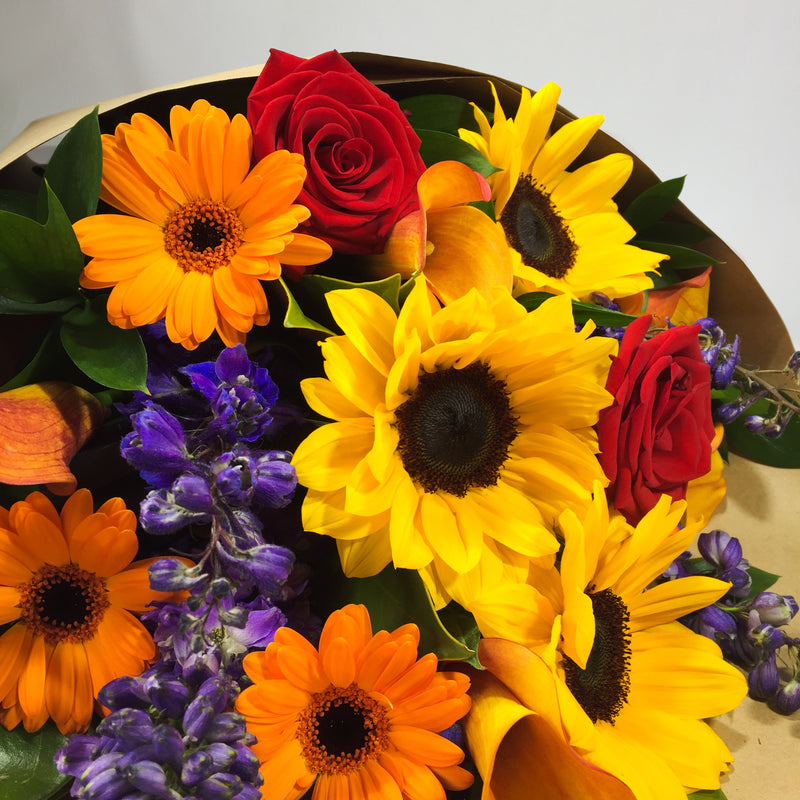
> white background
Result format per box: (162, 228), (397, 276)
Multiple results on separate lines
(2, 0), (799, 349)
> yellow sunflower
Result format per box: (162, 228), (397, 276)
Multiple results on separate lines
(0, 489), (186, 734)
(459, 83), (664, 302)
(235, 603), (473, 800)
(462, 486), (748, 800)
(73, 100), (332, 350)
(292, 279), (617, 585)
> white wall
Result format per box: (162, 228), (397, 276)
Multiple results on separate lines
(2, 0), (799, 349)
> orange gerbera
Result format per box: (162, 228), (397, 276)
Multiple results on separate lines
(73, 100), (332, 349)
(236, 604), (473, 800)
(0, 489), (186, 734)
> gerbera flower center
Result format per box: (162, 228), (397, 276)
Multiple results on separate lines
(296, 684), (390, 776)
(562, 588), (631, 724)
(18, 563), (109, 644)
(394, 361), (518, 497)
(500, 174), (576, 279)
(163, 199), (244, 274)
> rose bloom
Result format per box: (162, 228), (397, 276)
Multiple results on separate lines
(247, 49), (426, 257)
(596, 314), (715, 524)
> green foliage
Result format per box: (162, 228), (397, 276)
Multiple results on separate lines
(43, 107), (102, 223)
(723, 396), (800, 468)
(622, 176), (687, 232)
(516, 291), (637, 328)
(744, 566), (781, 600)
(399, 94), (481, 136)
(0, 723), (70, 800)
(687, 790), (728, 800)
(0, 181), (84, 303)
(635, 241), (721, 271)
(415, 129), (497, 178)
(59, 295), (148, 391)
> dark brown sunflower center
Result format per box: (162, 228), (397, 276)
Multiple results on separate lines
(164, 199), (244, 273)
(500, 174), (576, 279)
(394, 361), (518, 497)
(18, 563), (109, 644)
(297, 684), (389, 776)
(562, 588), (631, 724)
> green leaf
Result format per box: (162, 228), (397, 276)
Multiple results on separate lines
(276, 277), (334, 335)
(687, 790), (727, 800)
(415, 129), (497, 177)
(516, 291), (637, 327)
(43, 107), (102, 223)
(646, 265), (685, 290)
(399, 94), (480, 135)
(438, 602), (483, 669)
(0, 722), (70, 800)
(0, 189), (38, 218)
(633, 240), (720, 270)
(321, 561), (476, 663)
(744, 566), (781, 599)
(468, 199), (496, 220)
(0, 181), (84, 303)
(301, 273), (404, 314)
(723, 396), (800, 467)
(641, 220), (711, 247)
(0, 296), (82, 315)
(0, 325), (65, 392)
(622, 176), (686, 233)
(59, 295), (148, 391)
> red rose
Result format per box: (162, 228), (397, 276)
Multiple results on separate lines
(596, 315), (715, 524)
(247, 49), (426, 256)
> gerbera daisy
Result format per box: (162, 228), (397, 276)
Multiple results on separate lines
(463, 486), (748, 800)
(458, 83), (664, 301)
(73, 100), (332, 350)
(292, 279), (617, 583)
(0, 489), (187, 734)
(235, 603), (473, 800)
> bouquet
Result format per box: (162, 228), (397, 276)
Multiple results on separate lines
(0, 49), (798, 800)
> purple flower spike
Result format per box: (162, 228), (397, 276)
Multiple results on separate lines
(751, 592), (800, 627)
(197, 771), (245, 800)
(96, 708), (154, 746)
(181, 750), (215, 787)
(216, 541), (295, 595)
(149, 559), (205, 592)
(698, 530), (745, 572)
(776, 679), (800, 714)
(120, 760), (177, 800)
(140, 488), (212, 535)
(121, 403), (192, 486)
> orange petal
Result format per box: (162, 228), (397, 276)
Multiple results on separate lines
(0, 383), (107, 495)
(617, 266), (712, 326)
(417, 160), (489, 211)
(366, 208), (428, 280)
(424, 207), (513, 304)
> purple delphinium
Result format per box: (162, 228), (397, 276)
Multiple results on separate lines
(660, 530), (800, 713)
(56, 671), (262, 800)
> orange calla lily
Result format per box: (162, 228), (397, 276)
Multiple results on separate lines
(617, 266), (712, 326)
(0, 382), (107, 495)
(368, 160), (514, 303)
(465, 638), (636, 800)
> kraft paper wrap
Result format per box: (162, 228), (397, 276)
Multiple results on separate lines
(0, 53), (797, 799)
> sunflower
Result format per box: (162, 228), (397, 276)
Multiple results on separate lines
(458, 83), (663, 302)
(235, 603), (473, 800)
(0, 489), (186, 734)
(292, 279), (617, 585)
(463, 486), (748, 800)
(73, 100), (332, 350)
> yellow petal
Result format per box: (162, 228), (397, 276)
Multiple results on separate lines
(0, 382), (107, 495)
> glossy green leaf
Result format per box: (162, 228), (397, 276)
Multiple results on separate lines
(345, 567), (476, 662)
(642, 220), (711, 247)
(399, 94), (481, 135)
(0, 189), (37, 218)
(302, 273), (404, 314)
(59, 295), (148, 391)
(0, 326), (65, 392)
(646, 265), (684, 290)
(0, 296), (82, 316)
(438, 602), (483, 669)
(468, 199), (496, 220)
(415, 129), (497, 177)
(0, 181), (84, 303)
(723, 396), (800, 467)
(622, 176), (685, 233)
(277, 277), (334, 335)
(744, 566), (781, 600)
(43, 107), (102, 223)
(633, 240), (720, 270)
(0, 723), (70, 800)
(516, 291), (637, 327)
(687, 790), (727, 800)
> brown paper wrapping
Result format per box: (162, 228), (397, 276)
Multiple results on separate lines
(0, 53), (797, 798)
